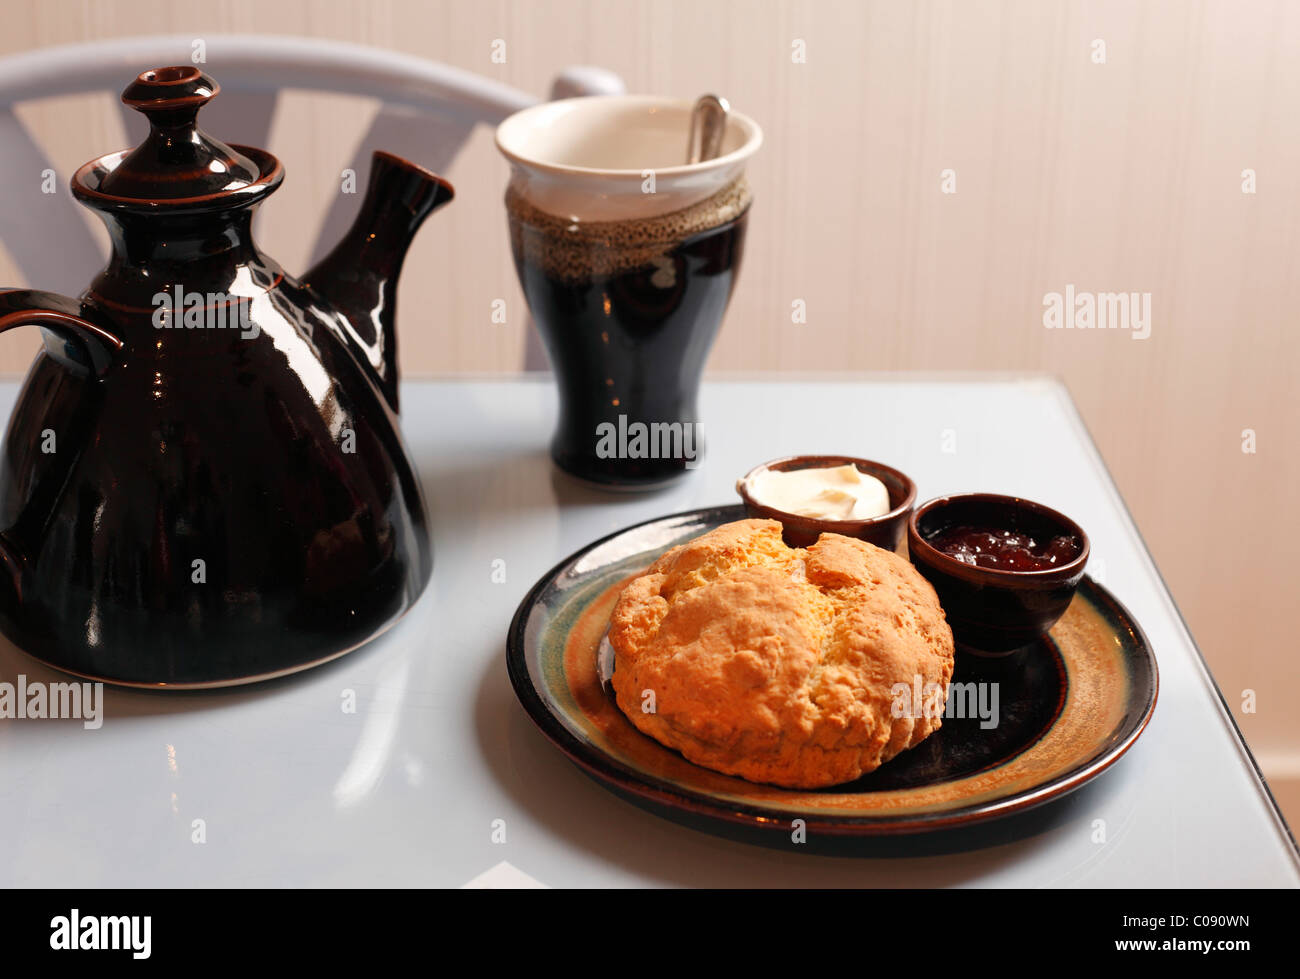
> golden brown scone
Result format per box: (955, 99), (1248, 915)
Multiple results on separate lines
(609, 519), (954, 788)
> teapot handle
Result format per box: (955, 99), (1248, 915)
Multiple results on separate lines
(0, 290), (121, 613)
(0, 290), (122, 376)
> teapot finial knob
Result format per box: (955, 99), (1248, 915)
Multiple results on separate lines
(93, 66), (267, 204)
(121, 66), (219, 132)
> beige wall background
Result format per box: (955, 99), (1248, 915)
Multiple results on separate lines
(1, 0), (1297, 821)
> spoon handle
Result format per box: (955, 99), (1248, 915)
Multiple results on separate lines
(686, 94), (730, 164)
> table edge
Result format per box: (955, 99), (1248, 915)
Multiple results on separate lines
(1046, 377), (1300, 868)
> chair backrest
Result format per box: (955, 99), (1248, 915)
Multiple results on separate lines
(0, 33), (625, 294)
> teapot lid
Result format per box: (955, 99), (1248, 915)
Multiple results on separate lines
(72, 66), (282, 210)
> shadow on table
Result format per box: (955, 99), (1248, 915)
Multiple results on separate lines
(0, 587), (426, 721)
(608, 782), (1096, 858)
(416, 443), (687, 530)
(475, 649), (1115, 885)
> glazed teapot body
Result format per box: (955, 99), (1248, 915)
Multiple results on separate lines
(0, 67), (451, 686)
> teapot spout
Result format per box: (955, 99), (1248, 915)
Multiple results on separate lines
(304, 152), (454, 414)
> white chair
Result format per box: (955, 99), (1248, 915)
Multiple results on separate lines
(0, 34), (625, 368)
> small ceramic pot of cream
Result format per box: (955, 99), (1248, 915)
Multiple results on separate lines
(736, 455), (917, 551)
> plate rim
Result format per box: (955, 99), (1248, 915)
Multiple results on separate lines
(506, 504), (1160, 836)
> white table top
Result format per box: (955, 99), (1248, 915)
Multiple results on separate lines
(1, 374), (1295, 888)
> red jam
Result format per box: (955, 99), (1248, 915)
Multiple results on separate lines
(926, 525), (1081, 571)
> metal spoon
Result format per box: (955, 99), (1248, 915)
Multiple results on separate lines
(596, 629), (616, 695)
(686, 94), (730, 164)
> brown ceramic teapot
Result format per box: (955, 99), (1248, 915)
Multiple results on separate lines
(0, 66), (452, 687)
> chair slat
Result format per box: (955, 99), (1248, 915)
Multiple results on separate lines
(0, 108), (104, 292)
(185, 88), (280, 152)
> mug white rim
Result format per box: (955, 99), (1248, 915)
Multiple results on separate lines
(494, 94), (763, 179)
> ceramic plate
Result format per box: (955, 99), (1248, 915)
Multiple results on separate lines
(506, 505), (1158, 836)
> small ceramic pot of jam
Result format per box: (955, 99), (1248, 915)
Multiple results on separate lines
(907, 493), (1090, 657)
(736, 455), (916, 551)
